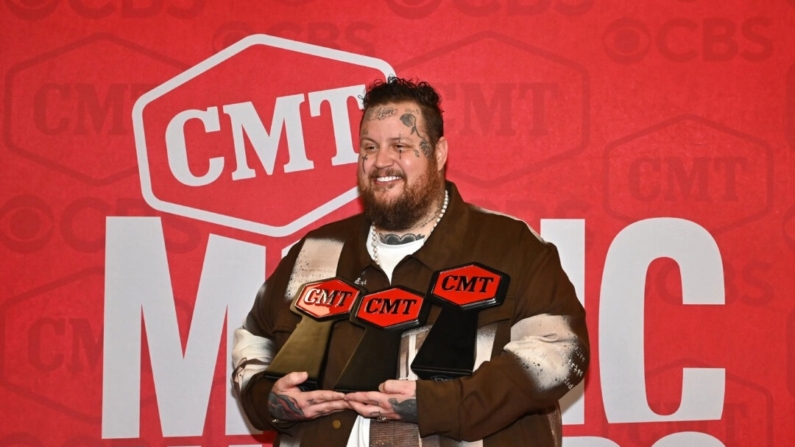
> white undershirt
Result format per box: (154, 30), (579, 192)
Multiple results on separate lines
(366, 226), (427, 282)
(346, 227), (427, 447)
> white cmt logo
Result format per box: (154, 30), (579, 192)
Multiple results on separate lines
(132, 34), (395, 237)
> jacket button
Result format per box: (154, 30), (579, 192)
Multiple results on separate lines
(332, 420), (342, 429)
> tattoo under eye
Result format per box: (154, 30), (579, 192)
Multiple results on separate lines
(419, 140), (431, 158)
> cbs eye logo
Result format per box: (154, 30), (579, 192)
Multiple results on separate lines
(0, 195), (54, 253)
(212, 22), (256, 53)
(385, 0), (441, 19)
(4, 0), (59, 20)
(602, 18), (652, 64)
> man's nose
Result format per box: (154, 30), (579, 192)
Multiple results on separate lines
(373, 147), (395, 167)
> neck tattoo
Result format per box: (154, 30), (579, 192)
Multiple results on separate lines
(371, 190), (449, 267)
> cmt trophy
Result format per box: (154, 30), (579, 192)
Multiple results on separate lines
(263, 277), (365, 391)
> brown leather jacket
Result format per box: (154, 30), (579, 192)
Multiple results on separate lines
(235, 182), (589, 446)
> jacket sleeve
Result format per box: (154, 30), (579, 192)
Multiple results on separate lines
(232, 241), (304, 434)
(415, 236), (590, 441)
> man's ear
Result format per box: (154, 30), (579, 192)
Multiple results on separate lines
(435, 137), (448, 172)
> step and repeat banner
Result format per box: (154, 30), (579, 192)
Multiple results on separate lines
(2, 1), (794, 446)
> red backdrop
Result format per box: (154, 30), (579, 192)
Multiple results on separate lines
(2, 1), (793, 446)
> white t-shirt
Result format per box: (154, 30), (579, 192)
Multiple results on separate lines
(345, 227), (426, 447)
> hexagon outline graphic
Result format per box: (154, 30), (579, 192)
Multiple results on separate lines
(132, 34), (395, 237)
(603, 114), (774, 234)
(646, 358), (774, 447)
(396, 31), (590, 187)
(0, 267), (104, 423)
(3, 33), (189, 186)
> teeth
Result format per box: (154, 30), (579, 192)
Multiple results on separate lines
(377, 176), (401, 182)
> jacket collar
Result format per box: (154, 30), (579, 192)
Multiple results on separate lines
(411, 181), (470, 271)
(342, 181), (470, 278)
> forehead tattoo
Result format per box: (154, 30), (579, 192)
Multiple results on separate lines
(400, 113), (419, 136)
(365, 106), (398, 121)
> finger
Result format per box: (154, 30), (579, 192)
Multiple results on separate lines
(343, 391), (367, 401)
(274, 371), (308, 392)
(303, 389), (347, 404)
(383, 380), (417, 397)
(347, 400), (384, 417)
(344, 391), (381, 403)
(380, 380), (402, 394)
(346, 397), (385, 411)
(304, 399), (352, 418)
(381, 379), (414, 395)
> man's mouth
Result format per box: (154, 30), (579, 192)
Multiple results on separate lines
(375, 175), (402, 183)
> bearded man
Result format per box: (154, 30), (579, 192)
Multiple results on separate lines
(232, 77), (589, 447)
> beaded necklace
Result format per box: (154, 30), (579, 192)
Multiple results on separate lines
(371, 190), (449, 266)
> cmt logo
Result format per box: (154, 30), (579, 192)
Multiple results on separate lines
(32, 83), (152, 136)
(133, 34), (394, 237)
(4, 34), (187, 185)
(293, 278), (362, 320)
(429, 263), (509, 310)
(440, 275), (494, 293)
(353, 286), (426, 330)
(396, 31), (589, 187)
(604, 115), (772, 234)
(1, 268), (104, 419)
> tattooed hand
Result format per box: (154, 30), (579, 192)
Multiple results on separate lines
(268, 372), (351, 422)
(344, 379), (418, 423)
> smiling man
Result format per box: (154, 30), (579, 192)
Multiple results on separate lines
(232, 77), (589, 447)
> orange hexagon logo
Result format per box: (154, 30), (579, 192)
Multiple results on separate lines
(292, 278), (363, 321)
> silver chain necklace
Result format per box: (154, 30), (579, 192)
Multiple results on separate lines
(371, 190), (449, 266)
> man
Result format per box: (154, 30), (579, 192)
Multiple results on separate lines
(232, 77), (589, 446)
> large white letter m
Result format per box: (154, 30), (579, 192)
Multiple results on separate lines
(102, 217), (264, 438)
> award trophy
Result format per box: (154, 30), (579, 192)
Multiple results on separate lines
(263, 277), (365, 390)
(411, 263), (510, 381)
(334, 286), (429, 392)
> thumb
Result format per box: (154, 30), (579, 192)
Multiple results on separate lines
(379, 379), (404, 394)
(278, 371), (308, 390)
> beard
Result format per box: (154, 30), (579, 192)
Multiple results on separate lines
(359, 162), (445, 232)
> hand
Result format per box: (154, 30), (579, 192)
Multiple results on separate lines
(268, 372), (351, 421)
(345, 379), (418, 423)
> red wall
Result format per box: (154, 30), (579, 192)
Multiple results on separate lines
(2, 1), (793, 446)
